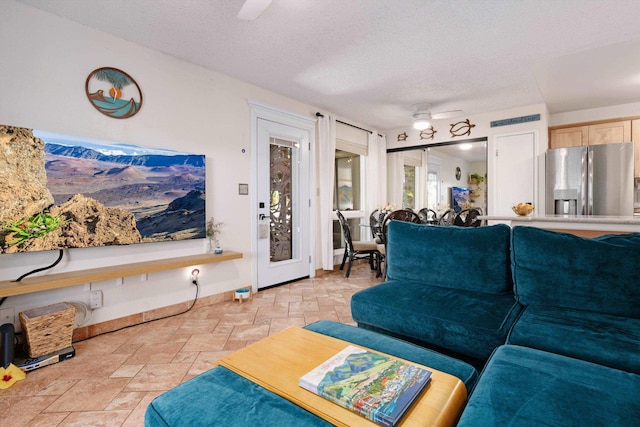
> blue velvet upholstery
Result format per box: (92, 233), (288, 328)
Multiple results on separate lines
(145, 366), (331, 427)
(351, 280), (521, 361)
(304, 320), (478, 390)
(386, 222), (513, 294)
(511, 226), (640, 318)
(148, 225), (640, 426)
(508, 306), (640, 375)
(457, 345), (640, 427)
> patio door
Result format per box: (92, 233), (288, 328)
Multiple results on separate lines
(255, 113), (313, 289)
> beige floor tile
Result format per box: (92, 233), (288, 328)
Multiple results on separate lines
(228, 324), (270, 341)
(7, 264), (381, 426)
(269, 317), (307, 334)
(124, 342), (185, 364)
(57, 410), (131, 426)
(110, 364), (144, 378)
(0, 396), (59, 427)
(25, 412), (70, 427)
(181, 332), (229, 352)
(104, 391), (147, 410)
(121, 391), (162, 427)
(124, 363), (191, 392)
(217, 312), (256, 326)
(187, 351), (233, 376)
(44, 378), (130, 412)
(35, 378), (79, 396)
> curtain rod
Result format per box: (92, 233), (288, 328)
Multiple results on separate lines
(315, 112), (383, 137)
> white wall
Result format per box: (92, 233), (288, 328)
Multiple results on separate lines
(549, 101), (640, 126)
(0, 1), (321, 329)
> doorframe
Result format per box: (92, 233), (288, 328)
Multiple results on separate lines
(248, 100), (317, 290)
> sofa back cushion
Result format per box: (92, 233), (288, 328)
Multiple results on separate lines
(511, 226), (640, 318)
(386, 222), (513, 294)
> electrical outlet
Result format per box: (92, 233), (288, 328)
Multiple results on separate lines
(0, 307), (15, 325)
(90, 290), (103, 309)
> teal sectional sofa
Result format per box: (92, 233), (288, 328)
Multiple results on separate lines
(351, 222), (522, 366)
(351, 222), (640, 425)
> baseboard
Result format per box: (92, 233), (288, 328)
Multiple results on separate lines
(72, 290), (235, 341)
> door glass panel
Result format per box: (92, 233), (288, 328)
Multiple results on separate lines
(270, 138), (294, 262)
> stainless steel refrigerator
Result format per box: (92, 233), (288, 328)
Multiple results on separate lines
(546, 142), (634, 216)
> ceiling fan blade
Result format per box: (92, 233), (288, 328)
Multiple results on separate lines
(432, 110), (463, 119)
(237, 0), (273, 20)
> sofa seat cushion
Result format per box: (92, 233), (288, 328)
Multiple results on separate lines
(457, 345), (640, 427)
(511, 226), (640, 318)
(351, 280), (522, 361)
(145, 366), (331, 427)
(304, 320), (478, 390)
(507, 306), (640, 374)
(386, 222), (513, 294)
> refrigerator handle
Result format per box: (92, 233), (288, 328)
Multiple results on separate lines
(586, 148), (593, 216)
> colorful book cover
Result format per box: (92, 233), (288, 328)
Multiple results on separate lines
(299, 345), (432, 427)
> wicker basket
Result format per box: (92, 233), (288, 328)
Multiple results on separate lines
(19, 302), (75, 358)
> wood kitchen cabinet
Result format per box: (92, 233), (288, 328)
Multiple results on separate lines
(549, 119), (632, 149)
(587, 121), (631, 145)
(549, 126), (588, 148)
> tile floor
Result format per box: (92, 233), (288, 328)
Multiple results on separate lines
(2, 262), (381, 427)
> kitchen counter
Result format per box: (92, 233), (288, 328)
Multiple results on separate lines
(480, 214), (640, 236)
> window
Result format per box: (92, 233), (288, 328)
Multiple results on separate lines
(332, 124), (369, 252)
(403, 164), (416, 209)
(334, 150), (361, 211)
(333, 150), (364, 250)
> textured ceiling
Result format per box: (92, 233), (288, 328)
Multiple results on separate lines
(16, 0), (640, 130)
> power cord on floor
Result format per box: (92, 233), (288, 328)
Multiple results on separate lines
(73, 279), (200, 343)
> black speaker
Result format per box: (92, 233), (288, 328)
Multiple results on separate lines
(0, 323), (15, 368)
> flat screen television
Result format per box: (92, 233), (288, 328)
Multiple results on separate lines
(0, 124), (206, 254)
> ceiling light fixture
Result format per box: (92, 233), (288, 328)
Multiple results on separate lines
(237, 0), (273, 20)
(459, 143), (473, 150)
(412, 112), (432, 130)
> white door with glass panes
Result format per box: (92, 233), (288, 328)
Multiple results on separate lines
(256, 117), (312, 289)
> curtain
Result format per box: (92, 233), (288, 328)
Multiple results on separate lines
(365, 131), (386, 233)
(387, 152), (404, 208)
(318, 113), (336, 270)
(377, 134), (387, 208)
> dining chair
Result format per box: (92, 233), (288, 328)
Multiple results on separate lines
(336, 210), (379, 278)
(417, 208), (438, 225)
(369, 209), (385, 243)
(438, 208), (456, 226)
(453, 208), (483, 227)
(378, 209), (422, 278)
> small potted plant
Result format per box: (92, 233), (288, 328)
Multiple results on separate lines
(206, 217), (224, 254)
(468, 173), (485, 185)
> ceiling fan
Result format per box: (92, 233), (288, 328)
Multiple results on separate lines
(237, 0), (273, 20)
(412, 103), (462, 130)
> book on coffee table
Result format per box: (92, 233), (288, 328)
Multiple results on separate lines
(299, 345), (432, 427)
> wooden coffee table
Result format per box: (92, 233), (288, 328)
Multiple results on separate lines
(216, 326), (467, 427)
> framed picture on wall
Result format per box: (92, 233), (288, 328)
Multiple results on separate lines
(85, 67), (143, 119)
(451, 186), (470, 213)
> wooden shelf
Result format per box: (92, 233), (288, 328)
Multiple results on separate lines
(0, 251), (243, 298)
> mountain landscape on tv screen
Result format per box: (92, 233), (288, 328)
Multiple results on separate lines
(0, 124), (206, 254)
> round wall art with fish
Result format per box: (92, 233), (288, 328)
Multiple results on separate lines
(85, 67), (143, 119)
